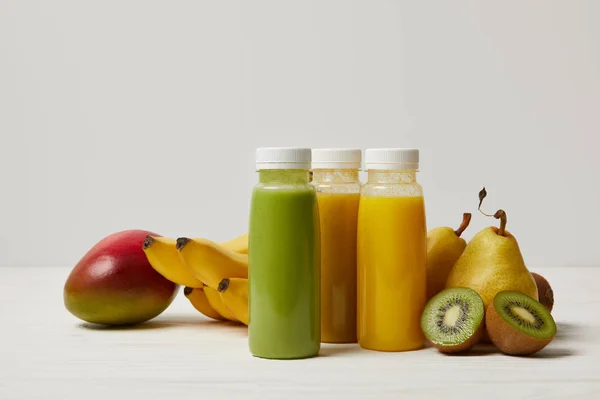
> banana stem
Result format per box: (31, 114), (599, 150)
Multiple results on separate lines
(176, 237), (190, 251)
(142, 235), (155, 250)
(455, 213), (472, 237)
(494, 209), (507, 237)
(218, 278), (230, 293)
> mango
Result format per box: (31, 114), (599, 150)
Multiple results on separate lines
(64, 229), (179, 326)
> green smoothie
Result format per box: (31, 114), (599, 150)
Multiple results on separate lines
(249, 169), (321, 359)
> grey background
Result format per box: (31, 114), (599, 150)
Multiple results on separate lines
(1, 0), (599, 267)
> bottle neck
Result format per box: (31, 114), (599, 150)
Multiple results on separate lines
(367, 170), (417, 184)
(258, 169), (310, 184)
(312, 169), (360, 184)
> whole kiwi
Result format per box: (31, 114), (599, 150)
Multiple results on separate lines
(531, 272), (554, 312)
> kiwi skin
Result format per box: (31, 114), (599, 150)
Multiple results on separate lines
(479, 322), (492, 344)
(531, 272), (554, 312)
(433, 324), (483, 353)
(486, 294), (555, 356)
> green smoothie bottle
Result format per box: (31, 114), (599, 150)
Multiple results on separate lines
(249, 147), (321, 359)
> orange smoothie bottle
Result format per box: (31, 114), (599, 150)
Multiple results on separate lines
(358, 148), (427, 351)
(312, 149), (362, 343)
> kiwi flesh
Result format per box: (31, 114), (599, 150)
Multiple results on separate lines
(421, 287), (484, 353)
(531, 272), (554, 312)
(486, 291), (556, 356)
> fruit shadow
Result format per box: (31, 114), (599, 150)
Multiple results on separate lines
(78, 314), (248, 334)
(528, 347), (578, 359)
(554, 322), (585, 342)
(440, 344), (501, 357)
(319, 343), (363, 357)
(440, 344), (577, 359)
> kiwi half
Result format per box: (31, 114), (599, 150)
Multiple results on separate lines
(486, 291), (556, 356)
(421, 287), (484, 353)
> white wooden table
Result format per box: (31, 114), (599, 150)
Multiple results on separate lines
(1, 266), (598, 399)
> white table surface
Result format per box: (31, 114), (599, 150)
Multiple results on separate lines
(1, 266), (598, 400)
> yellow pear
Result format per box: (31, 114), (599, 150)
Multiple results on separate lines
(426, 213), (471, 300)
(446, 208), (537, 307)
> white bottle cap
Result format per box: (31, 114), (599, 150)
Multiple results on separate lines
(256, 147), (311, 170)
(311, 148), (362, 170)
(364, 148), (419, 170)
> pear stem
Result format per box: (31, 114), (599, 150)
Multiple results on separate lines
(478, 208), (507, 236)
(495, 209), (507, 237)
(454, 213), (472, 237)
(478, 208), (494, 217)
(477, 187), (508, 237)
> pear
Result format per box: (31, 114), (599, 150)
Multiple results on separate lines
(426, 213), (472, 300)
(446, 189), (537, 308)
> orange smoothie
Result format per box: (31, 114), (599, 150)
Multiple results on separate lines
(357, 195), (427, 351)
(317, 192), (360, 343)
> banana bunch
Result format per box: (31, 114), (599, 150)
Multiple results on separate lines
(142, 233), (249, 325)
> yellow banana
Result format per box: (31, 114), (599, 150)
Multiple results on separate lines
(143, 234), (248, 287)
(220, 233), (248, 254)
(218, 278), (248, 325)
(176, 238), (249, 289)
(183, 286), (225, 321)
(143, 236), (204, 288)
(203, 286), (238, 322)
